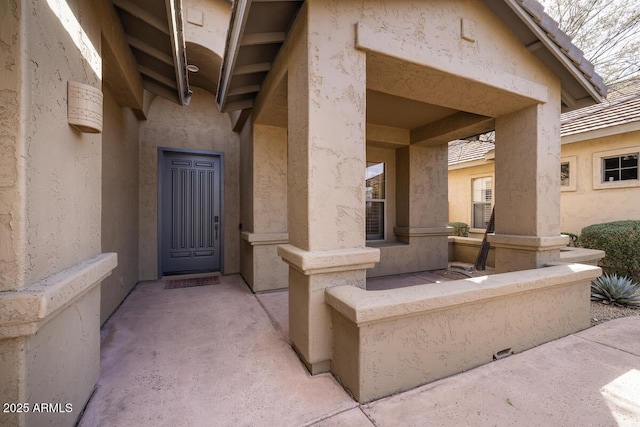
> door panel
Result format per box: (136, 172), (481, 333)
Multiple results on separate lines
(161, 152), (221, 274)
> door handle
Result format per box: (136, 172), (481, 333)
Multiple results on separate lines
(214, 223), (219, 240)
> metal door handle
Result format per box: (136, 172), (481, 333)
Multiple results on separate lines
(215, 223), (219, 240)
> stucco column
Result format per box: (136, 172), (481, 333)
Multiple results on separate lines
(277, 7), (379, 374)
(490, 102), (568, 272)
(240, 123), (289, 292)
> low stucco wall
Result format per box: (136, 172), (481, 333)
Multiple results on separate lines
(367, 236), (449, 278)
(448, 236), (496, 267)
(326, 263), (601, 402)
(0, 253), (116, 426)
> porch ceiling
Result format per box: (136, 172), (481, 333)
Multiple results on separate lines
(112, 0), (190, 105)
(217, 0), (607, 121)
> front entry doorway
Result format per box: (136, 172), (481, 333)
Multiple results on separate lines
(160, 150), (222, 275)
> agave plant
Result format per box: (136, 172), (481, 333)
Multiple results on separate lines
(591, 273), (640, 308)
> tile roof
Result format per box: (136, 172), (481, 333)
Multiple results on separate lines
(513, 0), (607, 100)
(448, 79), (640, 166)
(448, 140), (495, 166)
(561, 79), (640, 136)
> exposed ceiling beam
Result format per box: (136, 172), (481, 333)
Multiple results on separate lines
(228, 84), (261, 96)
(112, 0), (170, 35)
(139, 65), (178, 89)
(240, 32), (286, 46)
(411, 112), (495, 146)
(222, 99), (254, 113)
(234, 62), (272, 75)
(127, 35), (174, 66)
(143, 80), (179, 104)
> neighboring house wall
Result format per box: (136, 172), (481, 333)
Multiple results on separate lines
(561, 130), (640, 234)
(448, 162), (494, 234)
(101, 88), (140, 324)
(138, 87), (241, 280)
(448, 130), (640, 236)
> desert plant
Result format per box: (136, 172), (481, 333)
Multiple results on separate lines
(448, 222), (469, 237)
(591, 273), (640, 308)
(581, 220), (640, 281)
(561, 232), (580, 247)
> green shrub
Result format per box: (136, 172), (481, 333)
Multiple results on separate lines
(591, 273), (640, 308)
(581, 220), (640, 280)
(561, 232), (580, 247)
(448, 222), (469, 237)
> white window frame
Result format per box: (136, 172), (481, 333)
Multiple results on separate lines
(592, 147), (640, 190)
(471, 176), (493, 230)
(561, 155), (577, 192)
(366, 162), (386, 241)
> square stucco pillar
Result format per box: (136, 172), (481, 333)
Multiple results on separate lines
(490, 102), (568, 273)
(278, 7), (379, 374)
(240, 123), (289, 292)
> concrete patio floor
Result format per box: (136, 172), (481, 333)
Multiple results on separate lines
(79, 274), (640, 426)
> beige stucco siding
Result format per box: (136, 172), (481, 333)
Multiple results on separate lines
(561, 130), (640, 234)
(23, 0), (103, 286)
(138, 87), (241, 279)
(101, 89), (140, 324)
(448, 163), (494, 230)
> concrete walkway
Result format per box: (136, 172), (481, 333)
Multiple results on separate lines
(79, 274), (640, 426)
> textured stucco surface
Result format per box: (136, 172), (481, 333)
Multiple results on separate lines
(327, 264), (601, 402)
(23, 0), (103, 285)
(239, 121), (289, 291)
(101, 89), (139, 324)
(448, 162), (495, 229)
(24, 285), (100, 427)
(560, 131), (640, 234)
(138, 87), (240, 279)
(0, 0), (26, 292)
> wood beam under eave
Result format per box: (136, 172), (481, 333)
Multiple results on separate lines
(228, 84), (261, 96)
(98, 0), (144, 112)
(127, 35), (174, 66)
(222, 99), (254, 113)
(112, 0), (170, 35)
(410, 112), (495, 146)
(143, 80), (179, 105)
(139, 66), (178, 89)
(240, 32), (286, 46)
(234, 62), (271, 75)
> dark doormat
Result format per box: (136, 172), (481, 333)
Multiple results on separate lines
(164, 276), (220, 290)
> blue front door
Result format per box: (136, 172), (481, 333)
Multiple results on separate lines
(160, 152), (222, 274)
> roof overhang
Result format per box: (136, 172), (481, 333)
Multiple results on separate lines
(113, 0), (191, 105)
(217, 0), (606, 117)
(216, 0), (304, 113)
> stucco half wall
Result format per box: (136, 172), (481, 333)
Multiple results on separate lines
(326, 263), (601, 402)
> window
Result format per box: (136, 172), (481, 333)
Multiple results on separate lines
(593, 147), (640, 190)
(561, 162), (570, 186)
(602, 154), (638, 182)
(366, 162), (385, 240)
(561, 156), (577, 192)
(472, 177), (492, 229)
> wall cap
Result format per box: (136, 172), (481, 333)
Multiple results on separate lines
(277, 244), (380, 275)
(241, 232), (288, 246)
(487, 234), (569, 251)
(0, 253), (117, 338)
(394, 227), (452, 237)
(326, 263), (601, 325)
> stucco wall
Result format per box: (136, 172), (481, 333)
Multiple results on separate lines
(561, 131), (640, 234)
(101, 89), (139, 324)
(448, 162), (495, 231)
(23, 0), (103, 286)
(139, 87), (240, 279)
